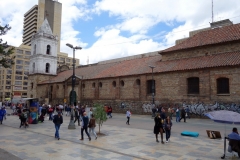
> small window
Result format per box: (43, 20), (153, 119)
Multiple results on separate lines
(147, 80), (155, 94)
(16, 60), (23, 64)
(23, 82), (28, 86)
(17, 49), (23, 54)
(46, 63), (50, 73)
(82, 84), (85, 88)
(25, 51), (31, 55)
(99, 82), (102, 88)
(217, 78), (229, 94)
(120, 80), (124, 87)
(187, 77), (199, 94)
(6, 80), (11, 85)
(34, 44), (36, 55)
(112, 81), (116, 87)
(31, 82), (33, 89)
(24, 76), (28, 80)
(136, 79), (140, 86)
(23, 87), (28, 90)
(33, 63), (35, 73)
(16, 76), (22, 80)
(46, 45), (51, 55)
(92, 82), (95, 88)
(16, 70), (23, 75)
(57, 85), (59, 89)
(25, 61), (30, 65)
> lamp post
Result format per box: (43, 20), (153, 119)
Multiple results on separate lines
(149, 65), (155, 105)
(66, 43), (82, 129)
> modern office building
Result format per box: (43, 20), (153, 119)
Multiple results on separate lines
(22, 0), (62, 53)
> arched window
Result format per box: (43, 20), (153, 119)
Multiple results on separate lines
(112, 81), (116, 87)
(46, 63), (50, 73)
(33, 63), (35, 73)
(34, 44), (36, 55)
(217, 78), (229, 94)
(120, 80), (124, 87)
(46, 45), (51, 55)
(187, 77), (199, 94)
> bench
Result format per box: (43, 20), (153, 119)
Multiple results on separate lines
(206, 130), (221, 139)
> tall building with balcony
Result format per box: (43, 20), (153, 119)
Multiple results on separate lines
(22, 0), (62, 53)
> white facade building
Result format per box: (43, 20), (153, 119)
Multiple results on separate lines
(29, 19), (58, 75)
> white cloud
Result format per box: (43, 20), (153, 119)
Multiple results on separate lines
(1, 0), (240, 65)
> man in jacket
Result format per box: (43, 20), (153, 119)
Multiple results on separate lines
(53, 112), (63, 140)
(74, 108), (80, 126)
(80, 112), (91, 141)
(179, 107), (186, 122)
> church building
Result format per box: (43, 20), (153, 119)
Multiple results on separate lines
(28, 19), (240, 114)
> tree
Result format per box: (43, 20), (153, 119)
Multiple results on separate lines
(93, 103), (107, 134)
(0, 24), (14, 68)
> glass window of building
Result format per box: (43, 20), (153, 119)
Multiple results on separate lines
(17, 55), (23, 58)
(7, 70), (12, 74)
(24, 71), (29, 75)
(16, 49), (23, 54)
(25, 55), (30, 59)
(16, 60), (23, 64)
(66, 59), (70, 62)
(5, 86), (11, 89)
(23, 82), (28, 86)
(14, 86), (22, 90)
(25, 61), (30, 65)
(15, 81), (22, 85)
(15, 76), (22, 80)
(6, 75), (11, 79)
(25, 51), (31, 55)
(24, 76), (28, 80)
(6, 80), (11, 85)
(22, 93), (27, 96)
(16, 70), (23, 75)
(23, 87), (28, 90)
(24, 66), (29, 71)
(16, 65), (23, 70)
(60, 57), (65, 61)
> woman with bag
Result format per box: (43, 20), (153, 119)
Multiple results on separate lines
(165, 116), (172, 143)
(154, 113), (164, 144)
(88, 114), (97, 140)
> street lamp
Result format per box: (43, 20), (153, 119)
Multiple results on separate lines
(66, 43), (82, 129)
(149, 65), (155, 105)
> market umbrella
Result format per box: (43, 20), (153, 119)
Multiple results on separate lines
(204, 110), (240, 159)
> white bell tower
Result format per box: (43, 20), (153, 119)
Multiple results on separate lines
(29, 18), (58, 75)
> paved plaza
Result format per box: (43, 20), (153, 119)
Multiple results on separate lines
(0, 111), (239, 160)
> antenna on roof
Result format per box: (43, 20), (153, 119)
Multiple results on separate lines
(87, 56), (89, 65)
(212, 0), (214, 22)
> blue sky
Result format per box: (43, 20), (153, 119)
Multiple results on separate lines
(1, 0), (240, 65)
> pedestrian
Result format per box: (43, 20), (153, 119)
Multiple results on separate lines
(20, 109), (28, 128)
(0, 107), (5, 124)
(74, 108), (80, 126)
(108, 106), (112, 118)
(126, 109), (131, 125)
(80, 112), (91, 141)
(53, 112), (63, 140)
(88, 114), (97, 140)
(48, 105), (53, 121)
(176, 107), (180, 122)
(179, 107), (186, 122)
(185, 106), (190, 119)
(153, 113), (164, 144)
(165, 116), (172, 143)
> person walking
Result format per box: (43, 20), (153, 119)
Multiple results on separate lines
(80, 112), (91, 141)
(88, 114), (97, 140)
(165, 116), (172, 143)
(126, 109), (131, 125)
(108, 106), (112, 118)
(74, 108), (80, 126)
(0, 107), (5, 124)
(48, 105), (53, 121)
(53, 112), (63, 140)
(153, 113), (164, 144)
(20, 109), (28, 128)
(185, 106), (190, 119)
(176, 107), (180, 122)
(179, 107), (186, 122)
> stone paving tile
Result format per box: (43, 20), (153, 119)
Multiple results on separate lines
(0, 115), (237, 160)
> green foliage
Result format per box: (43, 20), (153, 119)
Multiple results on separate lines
(93, 103), (107, 133)
(0, 24), (15, 68)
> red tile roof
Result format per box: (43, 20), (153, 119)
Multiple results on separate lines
(161, 23), (240, 53)
(40, 51), (240, 84)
